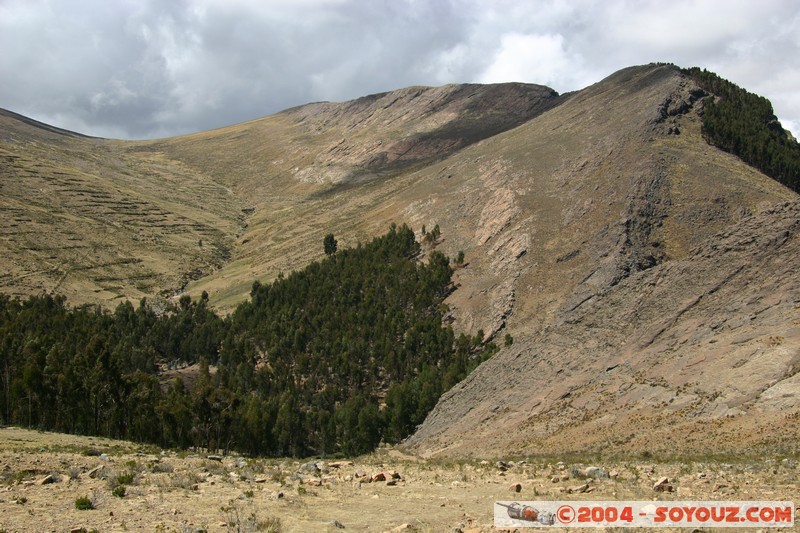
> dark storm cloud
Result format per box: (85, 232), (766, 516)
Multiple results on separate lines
(0, 0), (797, 139)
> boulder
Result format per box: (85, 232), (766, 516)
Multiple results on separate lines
(567, 483), (589, 494)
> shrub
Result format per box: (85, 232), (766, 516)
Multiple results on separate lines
(116, 471), (135, 485)
(74, 496), (94, 510)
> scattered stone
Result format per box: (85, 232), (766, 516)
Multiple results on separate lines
(254, 477), (267, 483)
(567, 483), (589, 494)
(388, 524), (412, 532)
(87, 465), (104, 479)
(386, 479), (397, 486)
(551, 475), (560, 483)
(584, 466), (609, 479)
(496, 461), (508, 471)
(301, 461), (320, 474)
(99, 453), (109, 461)
(235, 457), (247, 468)
(560, 474), (569, 481)
(509, 482), (522, 493)
(712, 482), (728, 492)
(609, 469), (620, 479)
(653, 477), (673, 492)
(372, 472), (387, 482)
(37, 474), (56, 485)
(207, 455), (223, 462)
(329, 461), (354, 468)
(331, 519), (345, 529)
(70, 528), (87, 533)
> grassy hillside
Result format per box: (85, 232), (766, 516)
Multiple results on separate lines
(0, 110), (244, 306)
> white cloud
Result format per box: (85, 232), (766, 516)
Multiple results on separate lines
(0, 0), (797, 139)
(479, 33), (575, 89)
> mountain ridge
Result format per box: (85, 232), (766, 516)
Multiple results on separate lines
(1, 63), (798, 457)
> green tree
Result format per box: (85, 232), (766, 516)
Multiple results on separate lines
(323, 233), (338, 256)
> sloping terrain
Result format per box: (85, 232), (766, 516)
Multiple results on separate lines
(397, 65), (800, 457)
(0, 109), (244, 305)
(136, 82), (562, 309)
(1, 63), (798, 457)
(407, 201), (800, 458)
(1, 82), (560, 309)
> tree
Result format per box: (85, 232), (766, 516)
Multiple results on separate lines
(323, 233), (338, 256)
(0, 224), (497, 458)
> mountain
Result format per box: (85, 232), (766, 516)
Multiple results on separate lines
(1, 63), (798, 457)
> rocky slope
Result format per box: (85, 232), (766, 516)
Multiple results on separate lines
(406, 201), (800, 457)
(397, 65), (800, 457)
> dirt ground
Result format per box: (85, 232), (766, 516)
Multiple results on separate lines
(0, 427), (797, 532)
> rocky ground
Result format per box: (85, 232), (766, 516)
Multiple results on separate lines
(0, 428), (797, 532)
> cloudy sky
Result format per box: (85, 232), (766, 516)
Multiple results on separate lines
(1, 0), (798, 140)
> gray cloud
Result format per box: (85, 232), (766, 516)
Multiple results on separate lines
(0, 0), (797, 139)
